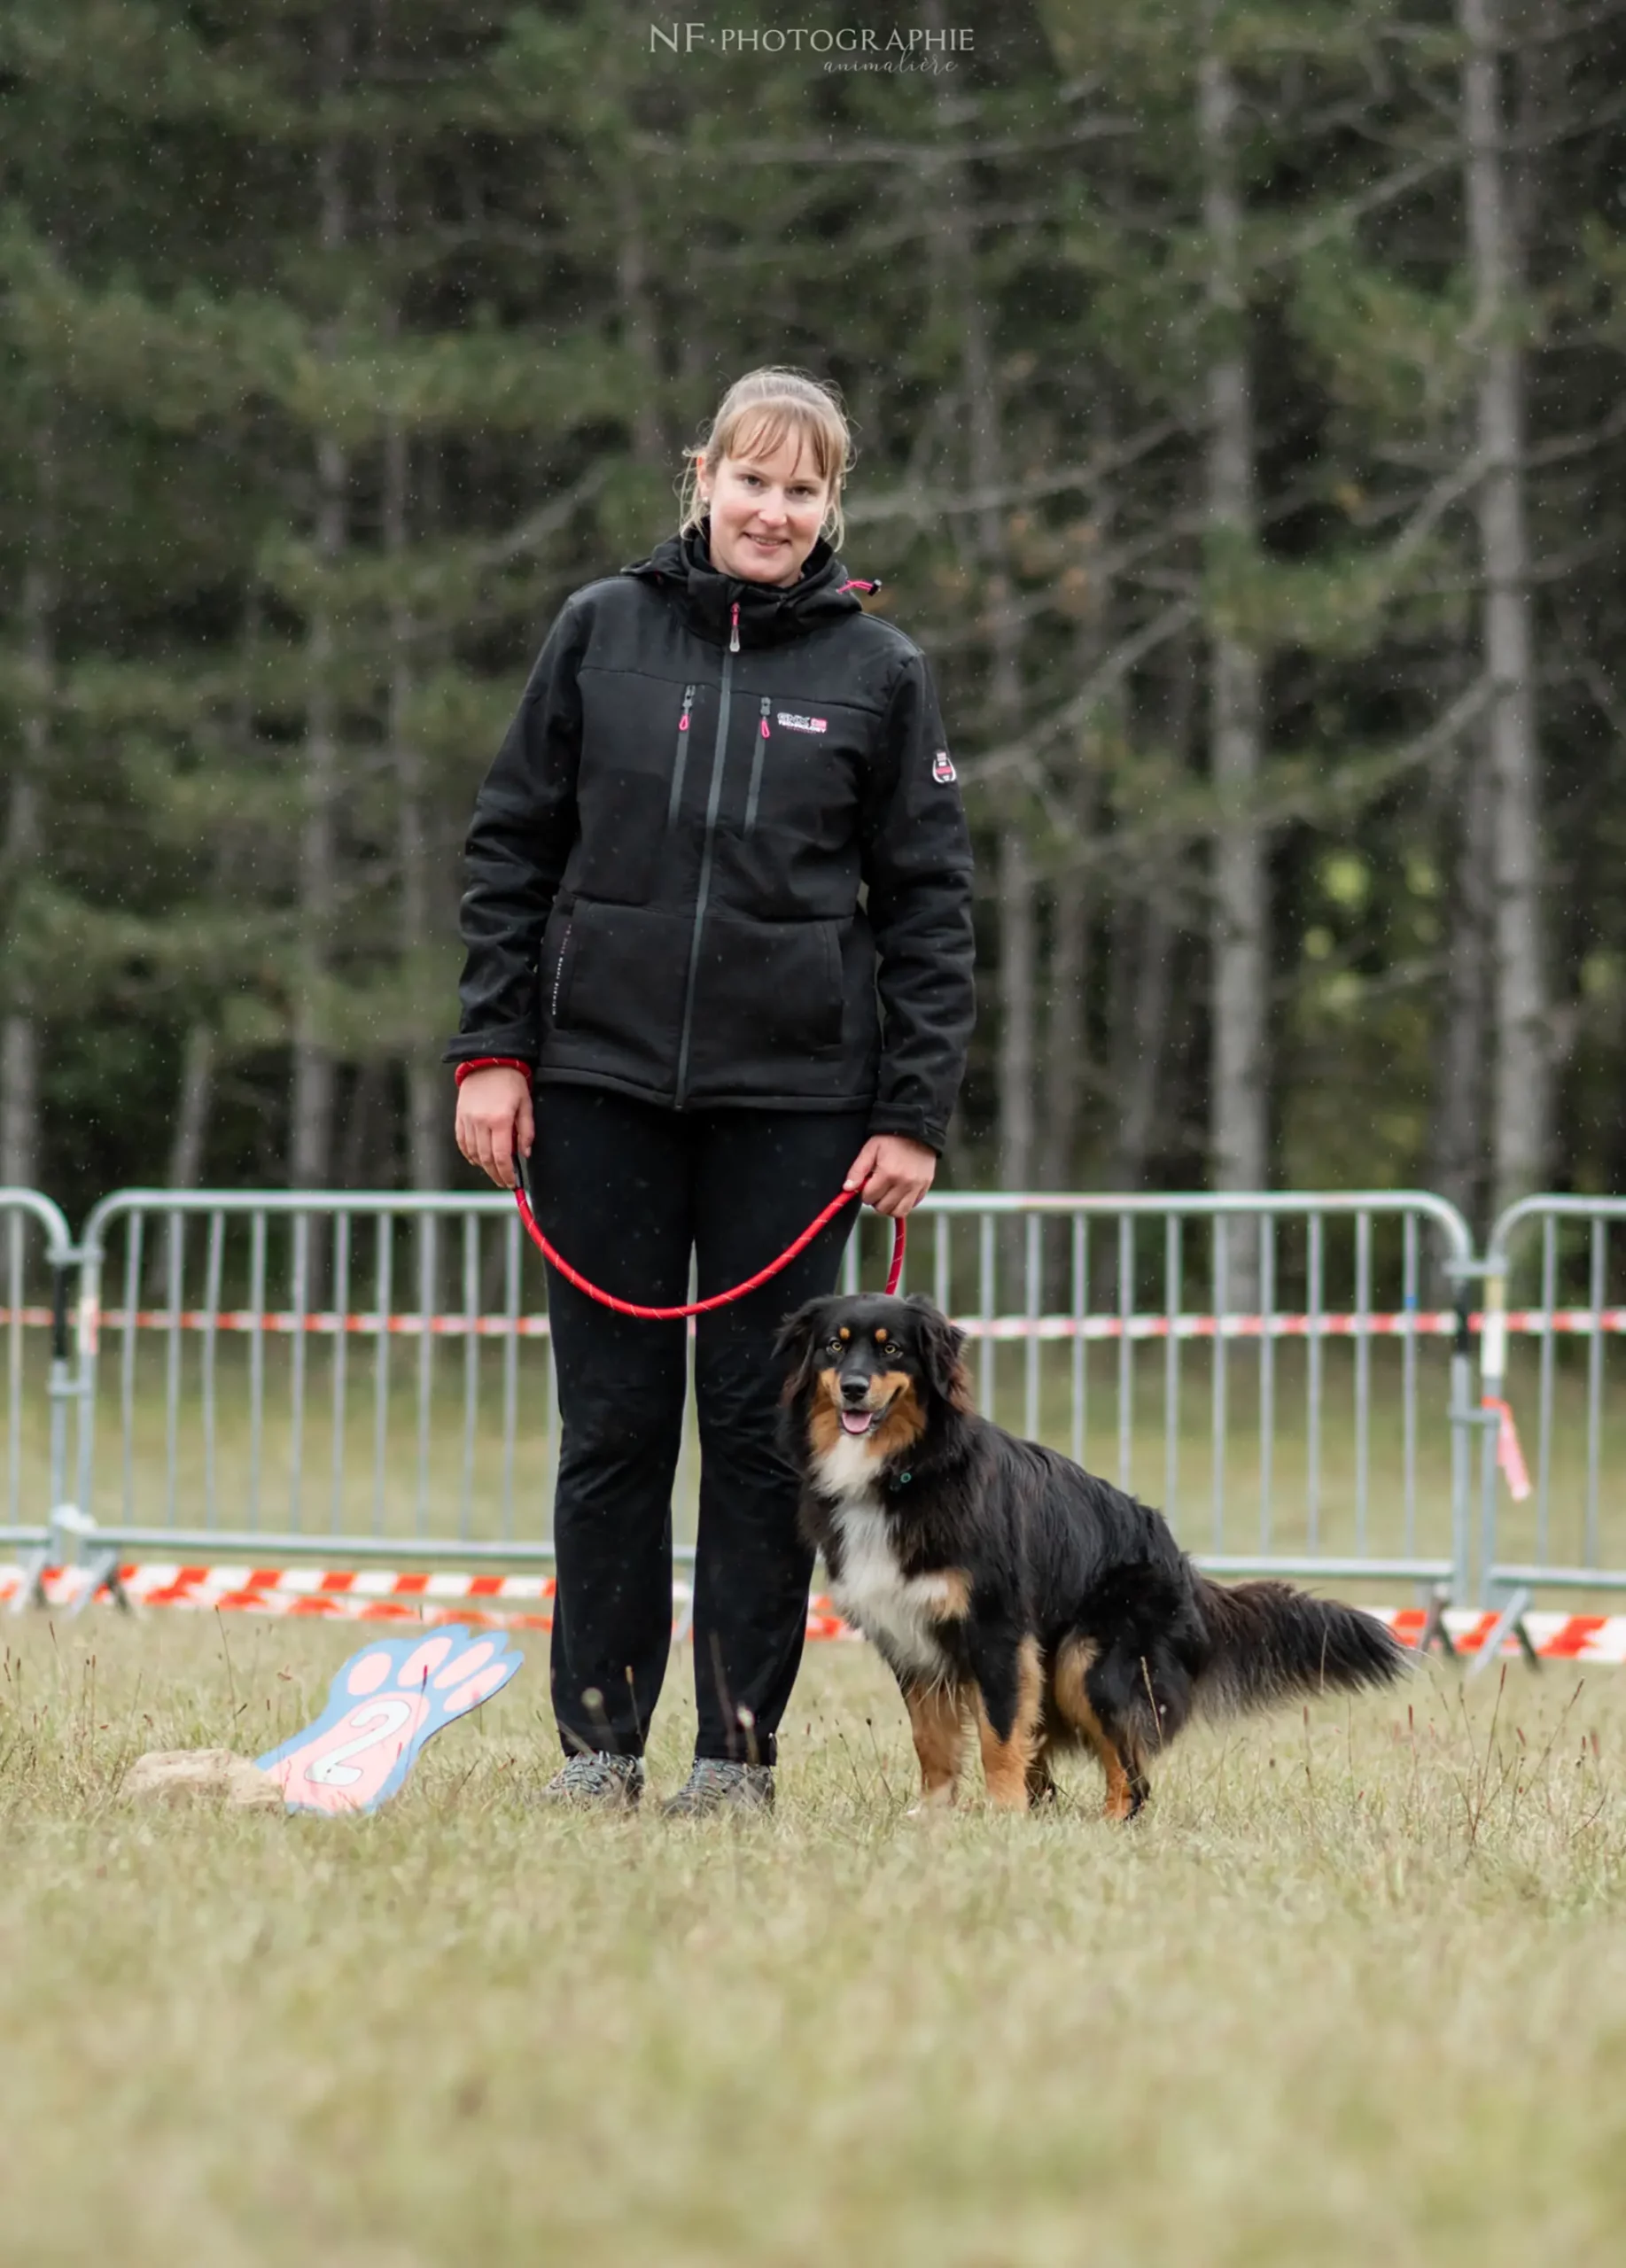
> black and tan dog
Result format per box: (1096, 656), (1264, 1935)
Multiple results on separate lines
(778, 1292), (1406, 1818)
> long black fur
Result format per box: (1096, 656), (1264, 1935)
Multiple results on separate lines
(777, 1291), (1406, 1816)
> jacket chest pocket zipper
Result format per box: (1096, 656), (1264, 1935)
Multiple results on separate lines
(744, 698), (771, 836)
(667, 684), (697, 827)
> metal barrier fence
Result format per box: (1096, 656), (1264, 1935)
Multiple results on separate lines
(1482, 1197), (1626, 1624)
(0, 1184), (1482, 1608)
(0, 1188), (77, 1569)
(875, 1192), (1477, 1598)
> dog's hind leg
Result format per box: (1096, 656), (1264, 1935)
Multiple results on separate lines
(1054, 1635), (1146, 1822)
(902, 1679), (965, 1808)
(969, 1631), (1044, 1811)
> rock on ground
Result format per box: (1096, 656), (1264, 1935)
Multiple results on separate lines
(121, 1749), (283, 1811)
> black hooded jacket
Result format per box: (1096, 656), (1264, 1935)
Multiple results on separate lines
(448, 522), (976, 1152)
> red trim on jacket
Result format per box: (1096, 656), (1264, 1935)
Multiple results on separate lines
(454, 1057), (534, 1087)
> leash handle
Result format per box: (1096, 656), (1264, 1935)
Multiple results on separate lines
(512, 1152), (906, 1319)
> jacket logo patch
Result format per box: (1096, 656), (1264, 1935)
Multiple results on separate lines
(775, 711), (828, 734)
(932, 750), (957, 782)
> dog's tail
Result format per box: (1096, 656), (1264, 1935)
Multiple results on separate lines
(1193, 1577), (1407, 1719)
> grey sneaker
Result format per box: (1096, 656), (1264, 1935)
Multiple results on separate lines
(535, 1751), (644, 1810)
(661, 1759), (775, 1818)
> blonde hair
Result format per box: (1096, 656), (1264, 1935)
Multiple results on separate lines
(679, 367), (854, 549)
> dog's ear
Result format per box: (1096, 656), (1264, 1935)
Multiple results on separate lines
(774, 1299), (829, 1402)
(907, 1294), (971, 1411)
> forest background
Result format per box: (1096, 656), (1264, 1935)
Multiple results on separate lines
(1, 0), (1620, 1242)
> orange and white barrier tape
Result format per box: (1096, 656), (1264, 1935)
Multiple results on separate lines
(0, 1559), (829, 1641)
(1379, 1604), (1626, 1663)
(4, 1562), (1626, 1661)
(0, 1561), (559, 1629)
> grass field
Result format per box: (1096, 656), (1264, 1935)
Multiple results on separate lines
(4, 1612), (1626, 2265)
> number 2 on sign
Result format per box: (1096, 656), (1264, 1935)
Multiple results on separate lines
(307, 1697), (416, 1787)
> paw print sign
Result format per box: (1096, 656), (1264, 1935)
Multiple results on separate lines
(257, 1627), (523, 1815)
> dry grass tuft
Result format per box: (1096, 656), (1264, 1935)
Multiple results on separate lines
(3, 1614), (1625, 2265)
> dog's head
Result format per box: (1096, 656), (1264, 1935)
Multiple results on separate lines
(775, 1293), (971, 1464)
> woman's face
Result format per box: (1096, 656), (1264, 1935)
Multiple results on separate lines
(698, 427), (834, 586)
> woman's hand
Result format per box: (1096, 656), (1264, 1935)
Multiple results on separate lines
(455, 1067), (534, 1189)
(844, 1133), (937, 1219)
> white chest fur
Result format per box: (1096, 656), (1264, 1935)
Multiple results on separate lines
(825, 1495), (961, 1687)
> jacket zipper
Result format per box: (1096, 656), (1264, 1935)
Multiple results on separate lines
(549, 920), (573, 1021)
(667, 683), (696, 827)
(729, 600), (741, 653)
(673, 641), (735, 1104)
(744, 698), (771, 836)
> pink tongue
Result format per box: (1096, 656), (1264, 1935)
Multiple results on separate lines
(840, 1410), (874, 1436)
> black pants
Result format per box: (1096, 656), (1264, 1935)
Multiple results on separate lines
(533, 1085), (869, 1767)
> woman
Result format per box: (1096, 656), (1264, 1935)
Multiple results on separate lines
(450, 368), (975, 1814)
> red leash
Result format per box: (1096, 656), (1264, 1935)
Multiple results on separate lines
(512, 1161), (906, 1321)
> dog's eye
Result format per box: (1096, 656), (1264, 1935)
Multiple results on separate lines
(883, 1341), (901, 1359)
(825, 1336), (844, 1355)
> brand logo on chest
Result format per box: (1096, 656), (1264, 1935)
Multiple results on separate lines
(775, 711), (829, 734)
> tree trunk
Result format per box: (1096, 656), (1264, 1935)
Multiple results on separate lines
(1, 435), (53, 1192)
(1039, 850), (1090, 1192)
(289, 20), (350, 1191)
(384, 417), (445, 1192)
(1460, 0), (1550, 1213)
(339, 1060), (388, 1189)
(1112, 893), (1178, 1191)
(616, 169), (668, 473)
(370, 58), (444, 1199)
(167, 1022), (215, 1190)
(1039, 421), (1117, 1195)
(926, 56), (1033, 1189)
(997, 829), (1037, 1187)
(1116, 632), (1195, 1192)
(1428, 740), (1493, 1232)
(1200, 32), (1267, 1296)
(0, 1017), (38, 1191)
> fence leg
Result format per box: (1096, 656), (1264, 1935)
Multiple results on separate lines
(1415, 1583), (1457, 1659)
(1447, 1323), (1475, 1608)
(45, 1253), (75, 1518)
(1467, 1584), (1535, 1683)
(66, 1545), (133, 1617)
(1477, 1258), (1509, 1606)
(12, 1542), (51, 1614)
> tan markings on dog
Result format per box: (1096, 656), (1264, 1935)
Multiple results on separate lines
(1098, 1751), (1136, 1821)
(928, 1568), (972, 1620)
(904, 1681), (965, 1806)
(806, 1386), (844, 1463)
(1052, 1635), (1134, 1821)
(973, 1635), (1044, 1810)
(1051, 1635), (1100, 1732)
(838, 1326), (851, 1342)
(875, 1327), (887, 1342)
(869, 1374), (926, 1459)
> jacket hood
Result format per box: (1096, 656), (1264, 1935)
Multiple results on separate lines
(620, 517), (882, 648)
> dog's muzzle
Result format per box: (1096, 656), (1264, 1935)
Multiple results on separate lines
(836, 1375), (891, 1437)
